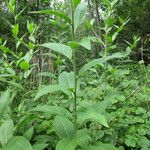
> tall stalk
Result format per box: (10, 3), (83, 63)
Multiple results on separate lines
(70, 0), (77, 128)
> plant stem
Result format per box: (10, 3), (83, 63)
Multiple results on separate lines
(70, 0), (77, 128)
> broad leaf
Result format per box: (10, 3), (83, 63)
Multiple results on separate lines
(0, 90), (10, 118)
(68, 37), (94, 50)
(19, 61), (30, 70)
(77, 102), (109, 127)
(79, 37), (91, 50)
(32, 105), (72, 118)
(34, 84), (61, 100)
(32, 144), (48, 150)
(56, 129), (90, 150)
(75, 130), (91, 147)
(74, 2), (87, 32)
(56, 138), (76, 150)
(58, 71), (75, 91)
(30, 10), (71, 24)
(40, 43), (72, 60)
(0, 120), (14, 146)
(2, 136), (32, 150)
(53, 116), (76, 139)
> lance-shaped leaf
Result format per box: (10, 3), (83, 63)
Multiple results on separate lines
(31, 105), (72, 118)
(80, 51), (131, 74)
(30, 10), (71, 24)
(0, 90), (10, 118)
(40, 43), (72, 60)
(0, 119), (14, 146)
(34, 84), (61, 100)
(53, 116), (76, 139)
(35, 72), (76, 100)
(74, 2), (87, 32)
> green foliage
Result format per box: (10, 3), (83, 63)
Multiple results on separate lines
(0, 120), (14, 147)
(0, 0), (149, 149)
(74, 2), (87, 32)
(53, 115), (76, 139)
(40, 43), (72, 60)
(2, 136), (32, 150)
(0, 90), (11, 118)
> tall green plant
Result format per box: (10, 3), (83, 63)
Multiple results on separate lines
(32, 1), (125, 150)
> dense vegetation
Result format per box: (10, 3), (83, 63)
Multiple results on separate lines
(0, 0), (150, 149)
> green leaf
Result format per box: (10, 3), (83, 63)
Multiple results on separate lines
(32, 144), (48, 150)
(24, 126), (34, 141)
(67, 41), (80, 49)
(80, 51), (130, 74)
(15, 114), (36, 132)
(79, 37), (91, 50)
(34, 84), (61, 100)
(82, 142), (121, 150)
(102, 0), (111, 7)
(74, 0), (81, 7)
(40, 43), (72, 60)
(56, 138), (76, 150)
(30, 10), (71, 24)
(27, 21), (36, 34)
(74, 2), (87, 32)
(77, 102), (109, 127)
(19, 61), (30, 70)
(12, 24), (19, 36)
(77, 111), (109, 127)
(0, 120), (14, 146)
(53, 116), (76, 139)
(7, 0), (15, 14)
(125, 135), (137, 147)
(35, 72), (76, 100)
(0, 90), (10, 118)
(56, 129), (91, 150)
(32, 105), (72, 118)
(68, 37), (98, 50)
(58, 71), (81, 95)
(2, 136), (32, 150)
(75, 130), (91, 146)
(58, 71), (75, 91)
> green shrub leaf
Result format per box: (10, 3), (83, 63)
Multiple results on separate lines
(0, 119), (14, 146)
(40, 43), (72, 60)
(0, 90), (10, 118)
(30, 10), (71, 24)
(34, 84), (61, 100)
(53, 116), (76, 139)
(2, 136), (32, 150)
(74, 2), (87, 32)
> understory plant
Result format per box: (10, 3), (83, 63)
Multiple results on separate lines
(0, 0), (149, 150)
(30, 0), (139, 150)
